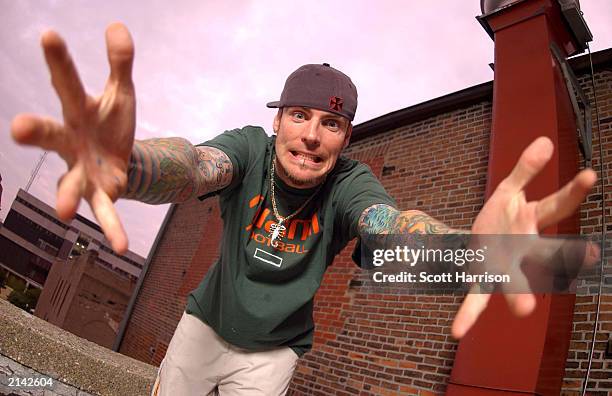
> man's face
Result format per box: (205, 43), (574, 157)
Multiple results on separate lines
(273, 106), (352, 189)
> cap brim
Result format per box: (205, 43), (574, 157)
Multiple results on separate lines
(266, 101), (281, 108)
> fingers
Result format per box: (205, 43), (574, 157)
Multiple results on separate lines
(90, 188), (129, 254)
(11, 113), (67, 151)
(57, 165), (129, 254)
(501, 137), (554, 193)
(536, 168), (597, 229)
(451, 290), (490, 339)
(56, 165), (86, 220)
(105, 23), (134, 87)
(41, 30), (86, 126)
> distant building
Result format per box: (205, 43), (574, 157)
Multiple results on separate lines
(0, 189), (144, 289)
(35, 251), (135, 349)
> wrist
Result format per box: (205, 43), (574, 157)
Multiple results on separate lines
(121, 144), (140, 199)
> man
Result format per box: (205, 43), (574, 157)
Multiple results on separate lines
(11, 23), (597, 395)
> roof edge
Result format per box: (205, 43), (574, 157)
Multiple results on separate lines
(351, 47), (612, 144)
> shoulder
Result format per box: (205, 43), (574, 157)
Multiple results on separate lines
(326, 155), (396, 211)
(198, 125), (270, 147)
(325, 155), (395, 207)
(240, 125), (269, 138)
(196, 126), (272, 199)
(323, 156), (396, 242)
(196, 126), (272, 162)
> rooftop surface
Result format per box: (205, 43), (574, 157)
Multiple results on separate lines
(0, 299), (156, 396)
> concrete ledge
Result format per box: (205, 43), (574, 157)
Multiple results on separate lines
(0, 299), (156, 396)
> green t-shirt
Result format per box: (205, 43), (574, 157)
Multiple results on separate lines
(186, 126), (395, 356)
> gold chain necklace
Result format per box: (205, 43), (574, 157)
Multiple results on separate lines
(269, 154), (323, 248)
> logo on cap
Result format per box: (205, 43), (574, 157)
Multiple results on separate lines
(330, 96), (343, 112)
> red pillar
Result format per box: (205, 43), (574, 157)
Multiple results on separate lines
(447, 1), (588, 394)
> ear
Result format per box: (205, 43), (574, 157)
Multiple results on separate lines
(273, 109), (282, 133)
(343, 124), (353, 149)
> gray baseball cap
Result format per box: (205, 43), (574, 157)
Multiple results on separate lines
(267, 63), (358, 121)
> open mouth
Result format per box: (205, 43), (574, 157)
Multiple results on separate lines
(291, 151), (322, 163)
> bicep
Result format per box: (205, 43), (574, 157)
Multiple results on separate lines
(194, 146), (234, 196)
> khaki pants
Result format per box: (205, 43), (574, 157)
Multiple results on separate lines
(152, 312), (299, 396)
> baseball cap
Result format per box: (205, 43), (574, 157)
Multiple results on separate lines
(266, 63), (358, 121)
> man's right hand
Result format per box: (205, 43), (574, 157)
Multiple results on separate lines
(11, 23), (135, 254)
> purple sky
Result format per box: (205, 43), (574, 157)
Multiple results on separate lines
(1, 1), (611, 257)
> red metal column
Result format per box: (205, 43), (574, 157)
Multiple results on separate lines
(447, 1), (582, 394)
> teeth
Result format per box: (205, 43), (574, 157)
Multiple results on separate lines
(297, 153), (318, 162)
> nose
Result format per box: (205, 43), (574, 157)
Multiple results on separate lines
(301, 120), (321, 148)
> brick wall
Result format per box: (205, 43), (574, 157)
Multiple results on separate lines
(562, 70), (612, 396)
(121, 67), (612, 394)
(119, 197), (222, 365)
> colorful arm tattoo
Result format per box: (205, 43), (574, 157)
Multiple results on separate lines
(358, 204), (464, 235)
(123, 138), (233, 204)
(358, 204), (470, 274)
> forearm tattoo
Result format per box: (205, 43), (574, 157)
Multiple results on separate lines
(359, 204), (469, 273)
(359, 204), (463, 235)
(123, 138), (233, 204)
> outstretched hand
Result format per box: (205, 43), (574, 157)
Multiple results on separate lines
(11, 23), (135, 253)
(451, 137), (598, 338)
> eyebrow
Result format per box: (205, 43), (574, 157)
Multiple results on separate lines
(287, 106), (311, 114)
(288, 106), (345, 122)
